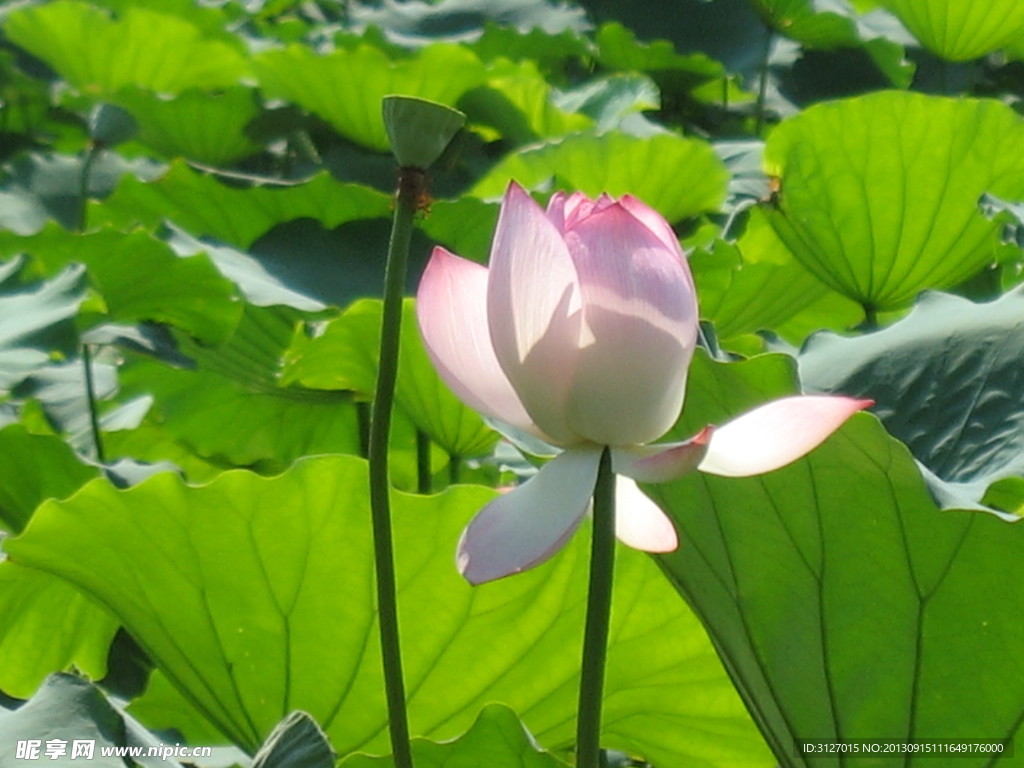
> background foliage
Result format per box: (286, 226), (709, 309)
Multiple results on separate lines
(1, 0), (1023, 766)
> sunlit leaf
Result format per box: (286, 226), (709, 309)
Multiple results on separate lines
(340, 704), (569, 768)
(0, 565), (118, 700)
(283, 299), (497, 458)
(763, 92), (1024, 310)
(879, 0), (1024, 60)
(96, 162), (391, 250)
(254, 44), (486, 152)
(112, 87), (263, 166)
(693, 208), (863, 341)
(473, 131), (729, 222)
(7, 455), (772, 767)
(5, 0), (248, 95)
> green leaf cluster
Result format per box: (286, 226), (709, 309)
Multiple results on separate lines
(1, 0), (1024, 765)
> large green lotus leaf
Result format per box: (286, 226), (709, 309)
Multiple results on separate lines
(763, 92), (1024, 310)
(0, 425), (98, 534)
(879, 0), (1024, 60)
(340, 704), (569, 768)
(7, 455), (772, 768)
(4, 225), (241, 346)
(459, 60), (592, 146)
(253, 44), (486, 152)
(595, 22), (727, 88)
(283, 299), (497, 459)
(112, 87), (263, 166)
(117, 306), (361, 469)
(0, 426), (114, 699)
(473, 132), (728, 223)
(0, 260), (85, 390)
(4, 1), (248, 95)
(799, 287), (1024, 513)
(0, 563), (118, 699)
(418, 197), (499, 265)
(95, 163), (391, 250)
(693, 208), (863, 342)
(646, 352), (1024, 766)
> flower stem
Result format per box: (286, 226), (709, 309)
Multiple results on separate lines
(577, 447), (616, 768)
(416, 429), (431, 494)
(81, 343), (105, 463)
(754, 23), (774, 136)
(367, 167), (422, 768)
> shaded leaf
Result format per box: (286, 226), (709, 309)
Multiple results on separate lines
(253, 711), (334, 768)
(799, 287), (1024, 513)
(0, 261), (85, 390)
(347, 0), (590, 47)
(0, 673), (184, 768)
(5, 225), (242, 346)
(647, 352), (1024, 767)
(0, 425), (98, 533)
(0, 152), (163, 235)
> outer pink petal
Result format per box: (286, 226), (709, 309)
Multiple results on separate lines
(487, 181), (583, 445)
(417, 247), (538, 435)
(563, 202), (698, 445)
(615, 476), (679, 552)
(457, 447), (601, 584)
(611, 426), (714, 483)
(698, 396), (874, 477)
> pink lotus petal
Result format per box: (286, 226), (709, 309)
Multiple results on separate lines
(562, 201), (698, 445)
(487, 182), (584, 445)
(457, 447), (602, 584)
(698, 396), (874, 477)
(618, 196), (689, 267)
(417, 247), (539, 435)
(615, 476), (679, 552)
(611, 426), (714, 483)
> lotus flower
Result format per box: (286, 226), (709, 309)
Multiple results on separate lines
(417, 181), (870, 584)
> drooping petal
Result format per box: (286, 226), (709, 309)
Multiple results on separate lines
(562, 201), (698, 446)
(457, 447), (602, 584)
(417, 247), (540, 436)
(487, 181), (584, 445)
(611, 426), (713, 483)
(698, 396), (874, 477)
(615, 476), (679, 552)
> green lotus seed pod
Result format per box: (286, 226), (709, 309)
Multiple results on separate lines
(382, 95), (465, 169)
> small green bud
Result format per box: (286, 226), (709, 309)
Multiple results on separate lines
(88, 103), (137, 147)
(382, 95), (465, 169)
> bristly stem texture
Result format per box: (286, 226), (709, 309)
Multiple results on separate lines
(367, 166), (421, 768)
(576, 446), (616, 768)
